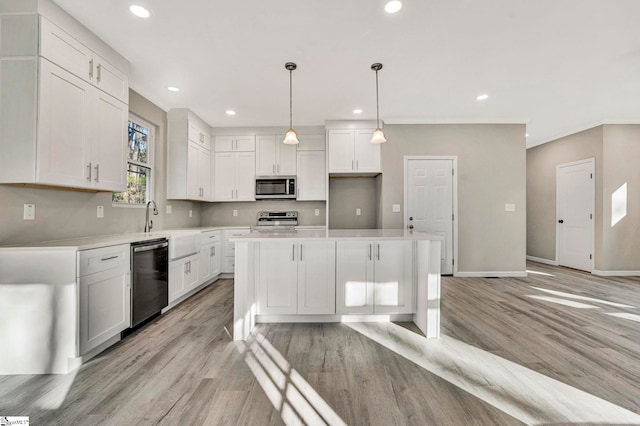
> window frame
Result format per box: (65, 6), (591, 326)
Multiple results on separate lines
(112, 113), (156, 208)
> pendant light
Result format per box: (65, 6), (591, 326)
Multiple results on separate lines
(370, 62), (387, 144)
(283, 62), (299, 145)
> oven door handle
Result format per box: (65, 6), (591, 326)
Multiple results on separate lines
(133, 242), (169, 253)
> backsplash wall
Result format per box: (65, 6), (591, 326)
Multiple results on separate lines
(201, 200), (326, 227)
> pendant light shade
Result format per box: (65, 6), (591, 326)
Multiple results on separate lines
(283, 62), (299, 145)
(370, 63), (387, 144)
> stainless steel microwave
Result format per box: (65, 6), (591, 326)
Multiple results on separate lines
(255, 176), (296, 199)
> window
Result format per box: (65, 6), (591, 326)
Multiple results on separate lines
(112, 114), (154, 206)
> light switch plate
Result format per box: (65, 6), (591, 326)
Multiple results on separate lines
(23, 204), (35, 220)
(97, 205), (104, 218)
(189, 210), (193, 218)
(166, 205), (172, 214)
(233, 209), (238, 217)
(505, 203), (516, 212)
(392, 204), (401, 213)
(356, 208), (361, 216)
(314, 209), (320, 216)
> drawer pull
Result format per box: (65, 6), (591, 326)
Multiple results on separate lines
(101, 255), (119, 262)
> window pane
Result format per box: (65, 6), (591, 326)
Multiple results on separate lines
(128, 121), (149, 164)
(112, 164), (150, 205)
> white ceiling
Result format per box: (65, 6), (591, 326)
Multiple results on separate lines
(53, 0), (640, 148)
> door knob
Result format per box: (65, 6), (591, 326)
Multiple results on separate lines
(558, 219), (564, 223)
(409, 224), (414, 230)
(409, 217), (413, 221)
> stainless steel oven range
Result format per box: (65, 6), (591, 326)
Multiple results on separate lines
(254, 211), (298, 231)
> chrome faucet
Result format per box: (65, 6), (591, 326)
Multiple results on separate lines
(144, 200), (158, 233)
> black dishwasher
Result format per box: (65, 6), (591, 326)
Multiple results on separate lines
(129, 238), (169, 330)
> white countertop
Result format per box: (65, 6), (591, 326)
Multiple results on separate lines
(0, 226), (251, 251)
(230, 229), (444, 242)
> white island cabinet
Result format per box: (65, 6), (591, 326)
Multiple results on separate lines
(231, 229), (442, 341)
(257, 240), (335, 315)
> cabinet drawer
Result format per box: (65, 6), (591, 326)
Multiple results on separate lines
(223, 229), (250, 240)
(201, 230), (221, 245)
(78, 244), (129, 277)
(223, 257), (235, 273)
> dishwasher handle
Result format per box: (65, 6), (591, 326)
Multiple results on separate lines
(133, 242), (168, 253)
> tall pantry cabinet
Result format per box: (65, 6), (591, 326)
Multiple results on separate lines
(0, 2), (130, 191)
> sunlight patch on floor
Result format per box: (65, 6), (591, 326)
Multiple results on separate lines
(237, 332), (346, 426)
(526, 269), (555, 277)
(345, 322), (640, 425)
(36, 367), (79, 409)
(526, 295), (599, 309)
(606, 312), (640, 323)
(531, 286), (635, 309)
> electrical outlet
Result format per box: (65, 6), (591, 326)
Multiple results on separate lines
(392, 204), (401, 213)
(314, 209), (320, 216)
(166, 205), (172, 214)
(189, 210), (193, 218)
(23, 204), (35, 220)
(505, 203), (516, 212)
(97, 205), (104, 218)
(356, 208), (361, 216)
(233, 209), (238, 217)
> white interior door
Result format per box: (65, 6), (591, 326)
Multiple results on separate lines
(557, 159), (594, 271)
(405, 157), (454, 274)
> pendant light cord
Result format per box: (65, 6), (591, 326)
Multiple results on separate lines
(375, 69), (380, 128)
(289, 69), (293, 129)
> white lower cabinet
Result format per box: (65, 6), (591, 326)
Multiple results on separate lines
(199, 242), (221, 284)
(257, 241), (336, 315)
(222, 228), (251, 273)
(336, 240), (413, 314)
(168, 254), (199, 303)
(78, 244), (130, 355)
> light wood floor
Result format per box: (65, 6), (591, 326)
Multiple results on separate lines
(1, 262), (640, 425)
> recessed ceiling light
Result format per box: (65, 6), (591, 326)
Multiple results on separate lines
(353, 109), (363, 114)
(477, 94), (489, 101)
(225, 110), (236, 116)
(129, 5), (150, 18)
(385, 1), (402, 13)
(167, 86), (180, 92)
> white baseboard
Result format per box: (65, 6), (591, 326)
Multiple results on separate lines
(454, 271), (528, 278)
(526, 255), (558, 266)
(592, 269), (640, 277)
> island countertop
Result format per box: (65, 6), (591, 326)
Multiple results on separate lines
(230, 229), (444, 242)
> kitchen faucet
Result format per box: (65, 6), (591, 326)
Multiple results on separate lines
(144, 200), (159, 233)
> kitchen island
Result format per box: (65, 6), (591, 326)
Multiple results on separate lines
(231, 229), (442, 340)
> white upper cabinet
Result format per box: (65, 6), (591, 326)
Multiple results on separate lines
(167, 109), (212, 201)
(297, 150), (326, 201)
(297, 134), (326, 151)
(327, 128), (380, 174)
(214, 135), (255, 152)
(214, 151), (255, 202)
(0, 6), (130, 191)
(256, 135), (296, 176)
(39, 17), (128, 104)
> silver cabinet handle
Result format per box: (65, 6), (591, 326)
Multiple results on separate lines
(94, 164), (99, 182)
(87, 163), (92, 182)
(292, 244), (295, 261)
(377, 244), (380, 260)
(273, 164), (275, 174)
(231, 189), (234, 199)
(235, 189), (238, 198)
(101, 255), (118, 262)
(352, 160), (354, 171)
(277, 164), (280, 173)
(96, 63), (101, 83)
(89, 59), (94, 79)
(300, 244), (303, 261)
(184, 262), (188, 274)
(356, 160), (359, 171)
(369, 243), (372, 260)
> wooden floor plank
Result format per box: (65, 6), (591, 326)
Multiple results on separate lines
(1, 266), (640, 424)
